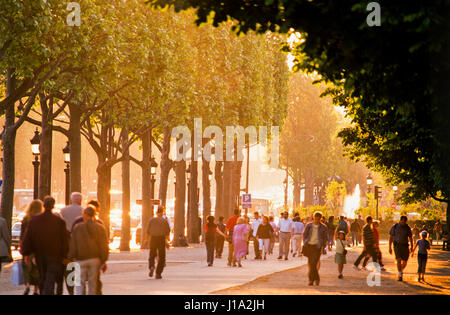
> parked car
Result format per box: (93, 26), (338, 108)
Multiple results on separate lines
(11, 222), (21, 250)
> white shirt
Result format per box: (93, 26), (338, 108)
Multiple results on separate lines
(308, 224), (320, 245)
(293, 221), (305, 234)
(251, 218), (262, 237)
(277, 218), (293, 233)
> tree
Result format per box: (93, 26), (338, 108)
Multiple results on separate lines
(150, 0), (450, 233)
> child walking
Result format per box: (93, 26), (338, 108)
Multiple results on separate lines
(411, 231), (431, 282)
(335, 230), (348, 279)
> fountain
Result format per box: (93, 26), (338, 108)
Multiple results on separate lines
(343, 184), (361, 219)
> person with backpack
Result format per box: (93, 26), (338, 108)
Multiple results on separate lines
(68, 207), (109, 295)
(389, 215), (413, 282)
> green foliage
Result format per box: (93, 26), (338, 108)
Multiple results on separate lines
(148, 0), (450, 205)
(325, 180), (346, 216)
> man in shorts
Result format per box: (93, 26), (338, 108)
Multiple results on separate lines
(389, 215), (413, 281)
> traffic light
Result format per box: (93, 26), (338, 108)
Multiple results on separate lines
(374, 186), (381, 199)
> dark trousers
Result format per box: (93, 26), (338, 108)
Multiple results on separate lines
(149, 236), (166, 276)
(205, 237), (215, 265)
(215, 236), (225, 257)
(362, 247), (383, 267)
(354, 246), (377, 267)
(306, 244), (321, 283)
(252, 236), (261, 258)
(36, 256), (64, 295)
(417, 253), (427, 273)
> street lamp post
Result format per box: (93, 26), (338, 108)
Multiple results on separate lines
(30, 129), (41, 200)
(150, 157), (158, 200)
(366, 172), (373, 207)
(63, 141), (70, 205)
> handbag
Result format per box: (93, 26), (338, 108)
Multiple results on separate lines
(11, 261), (24, 286)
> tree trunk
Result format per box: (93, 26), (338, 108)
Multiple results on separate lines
(202, 157), (212, 240)
(304, 169), (315, 207)
(232, 160), (243, 214)
(69, 103), (81, 193)
(141, 129), (152, 249)
(1, 69), (16, 230)
(188, 158), (199, 243)
(173, 160), (186, 247)
(214, 161), (224, 218)
(222, 161), (233, 219)
(38, 94), (52, 200)
(120, 130), (131, 251)
(97, 162), (111, 239)
(158, 125), (172, 207)
(293, 178), (301, 208)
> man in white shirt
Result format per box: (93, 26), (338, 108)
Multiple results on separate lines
(60, 192), (83, 233)
(292, 216), (305, 257)
(251, 212), (263, 259)
(277, 211), (294, 260)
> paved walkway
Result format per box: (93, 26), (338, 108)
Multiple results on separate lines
(0, 242), (333, 295)
(215, 242), (450, 295)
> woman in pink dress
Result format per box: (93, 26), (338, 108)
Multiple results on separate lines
(233, 217), (250, 267)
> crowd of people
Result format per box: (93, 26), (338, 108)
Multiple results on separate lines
(0, 193), (109, 295)
(0, 196), (444, 294)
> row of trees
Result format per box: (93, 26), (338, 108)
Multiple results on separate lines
(151, 1), (450, 232)
(280, 73), (368, 208)
(0, 1), (289, 249)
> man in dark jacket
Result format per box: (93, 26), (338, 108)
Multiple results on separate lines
(68, 206), (109, 295)
(146, 206), (171, 279)
(22, 196), (68, 295)
(303, 211), (328, 286)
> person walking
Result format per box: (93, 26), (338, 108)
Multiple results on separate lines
(362, 220), (385, 271)
(68, 207), (109, 295)
(356, 215), (365, 245)
(21, 196), (68, 295)
(353, 216), (378, 270)
(335, 216), (349, 240)
(20, 200), (43, 295)
(326, 216), (335, 250)
(335, 230), (348, 279)
(60, 192), (83, 233)
(303, 211), (328, 286)
(277, 211), (293, 260)
(204, 215), (227, 266)
(232, 217), (250, 267)
(433, 220), (443, 245)
(350, 219), (361, 247)
(60, 192), (83, 295)
(215, 216), (226, 259)
(389, 215), (413, 281)
(226, 208), (241, 267)
(268, 216), (277, 255)
(146, 206), (171, 279)
(411, 231), (431, 282)
(256, 216), (274, 260)
(292, 216), (304, 257)
(251, 212), (262, 260)
(0, 215), (11, 275)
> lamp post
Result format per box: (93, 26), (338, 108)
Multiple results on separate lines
(366, 172), (373, 207)
(150, 157), (158, 201)
(393, 185), (398, 202)
(186, 164), (191, 219)
(63, 141), (70, 205)
(30, 129), (41, 200)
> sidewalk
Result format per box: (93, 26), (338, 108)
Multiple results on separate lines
(0, 242), (333, 295)
(215, 242), (450, 295)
